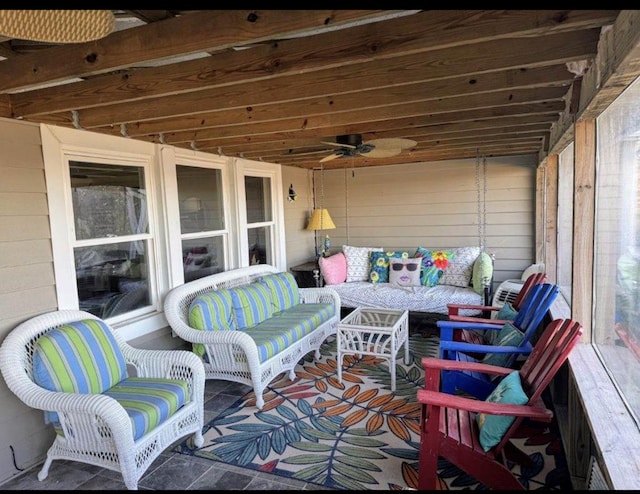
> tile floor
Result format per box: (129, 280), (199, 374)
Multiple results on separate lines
(0, 315), (441, 491)
(0, 379), (331, 491)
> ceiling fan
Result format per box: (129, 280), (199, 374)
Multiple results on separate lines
(319, 134), (417, 163)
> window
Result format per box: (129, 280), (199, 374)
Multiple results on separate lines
(43, 127), (287, 341)
(234, 158), (286, 269)
(557, 142), (574, 300)
(71, 161), (152, 319)
(176, 164), (227, 282)
(594, 74), (640, 428)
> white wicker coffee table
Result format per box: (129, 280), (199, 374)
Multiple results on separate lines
(337, 307), (410, 391)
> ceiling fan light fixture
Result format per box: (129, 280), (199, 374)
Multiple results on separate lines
(0, 10), (115, 43)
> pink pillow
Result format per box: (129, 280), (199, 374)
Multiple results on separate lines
(319, 252), (347, 285)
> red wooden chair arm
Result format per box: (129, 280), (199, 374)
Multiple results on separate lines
(417, 389), (553, 422)
(421, 356), (514, 377)
(449, 315), (510, 325)
(447, 303), (502, 317)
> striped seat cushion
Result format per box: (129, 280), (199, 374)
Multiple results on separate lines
(259, 272), (300, 313)
(188, 289), (236, 356)
(32, 319), (128, 425)
(102, 377), (190, 441)
(229, 283), (274, 329)
(242, 303), (335, 362)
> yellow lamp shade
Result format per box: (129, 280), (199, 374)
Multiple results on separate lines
(306, 209), (336, 231)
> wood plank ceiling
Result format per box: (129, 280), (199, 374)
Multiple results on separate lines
(0, 10), (621, 169)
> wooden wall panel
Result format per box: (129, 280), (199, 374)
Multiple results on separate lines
(312, 155), (537, 289)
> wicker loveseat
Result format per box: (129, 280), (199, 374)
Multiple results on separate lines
(163, 264), (341, 409)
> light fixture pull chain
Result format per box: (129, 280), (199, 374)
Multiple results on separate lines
(476, 149), (483, 251)
(475, 149), (487, 252)
(320, 163), (325, 230)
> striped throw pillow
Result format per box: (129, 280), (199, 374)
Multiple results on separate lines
(189, 289), (236, 332)
(259, 272), (300, 313)
(188, 289), (236, 357)
(230, 283), (274, 329)
(33, 319), (127, 395)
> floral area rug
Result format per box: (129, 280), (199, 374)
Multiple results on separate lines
(174, 334), (571, 490)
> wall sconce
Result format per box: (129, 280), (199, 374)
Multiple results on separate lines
(288, 184), (298, 202)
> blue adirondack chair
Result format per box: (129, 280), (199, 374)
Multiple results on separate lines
(436, 282), (560, 400)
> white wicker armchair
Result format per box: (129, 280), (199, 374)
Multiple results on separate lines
(0, 310), (205, 490)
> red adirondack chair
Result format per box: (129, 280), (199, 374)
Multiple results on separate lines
(416, 318), (583, 490)
(447, 272), (547, 325)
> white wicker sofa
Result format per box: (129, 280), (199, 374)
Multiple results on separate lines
(164, 264), (340, 409)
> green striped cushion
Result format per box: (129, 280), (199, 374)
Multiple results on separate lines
(242, 303), (334, 362)
(33, 319), (127, 394)
(102, 377), (189, 441)
(259, 272), (300, 313)
(230, 283), (274, 329)
(188, 289), (236, 356)
(32, 319), (128, 426)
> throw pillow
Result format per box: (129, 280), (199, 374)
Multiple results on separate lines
(496, 302), (518, 321)
(481, 322), (525, 367)
(439, 246), (481, 287)
(369, 251), (408, 283)
(414, 247), (453, 286)
(389, 257), (422, 287)
(229, 283), (274, 329)
(319, 252), (347, 285)
(343, 245), (383, 282)
(259, 272), (300, 313)
(476, 370), (529, 452)
(472, 251), (494, 294)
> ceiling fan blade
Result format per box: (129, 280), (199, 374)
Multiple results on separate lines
(360, 147), (403, 158)
(320, 141), (357, 150)
(364, 138), (417, 150)
(319, 152), (342, 163)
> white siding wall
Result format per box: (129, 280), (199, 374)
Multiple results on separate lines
(311, 156), (538, 289)
(0, 119), (56, 483)
(282, 166), (316, 266)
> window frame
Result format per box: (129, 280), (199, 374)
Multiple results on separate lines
(233, 157), (286, 270)
(160, 146), (234, 288)
(42, 125), (287, 341)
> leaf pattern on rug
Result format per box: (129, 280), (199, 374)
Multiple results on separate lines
(175, 334), (570, 490)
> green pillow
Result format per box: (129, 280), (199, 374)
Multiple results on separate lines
(496, 302), (518, 321)
(472, 251), (493, 294)
(481, 322), (524, 366)
(476, 370), (529, 452)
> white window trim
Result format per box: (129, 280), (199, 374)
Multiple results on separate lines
(160, 146), (234, 289)
(41, 125), (288, 341)
(233, 157), (286, 270)
(42, 124), (167, 340)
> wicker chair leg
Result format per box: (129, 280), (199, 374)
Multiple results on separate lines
(37, 455), (53, 481)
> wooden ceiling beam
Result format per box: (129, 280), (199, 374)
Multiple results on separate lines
(270, 143), (543, 169)
(0, 10), (393, 93)
(89, 85), (566, 144)
(8, 10), (616, 116)
(186, 103), (562, 151)
(81, 65), (573, 136)
(145, 92), (566, 146)
(28, 28), (596, 130)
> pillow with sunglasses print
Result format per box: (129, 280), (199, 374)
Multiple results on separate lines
(389, 258), (422, 287)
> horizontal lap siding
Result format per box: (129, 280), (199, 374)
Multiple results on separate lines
(0, 118), (57, 484)
(316, 155), (537, 287)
